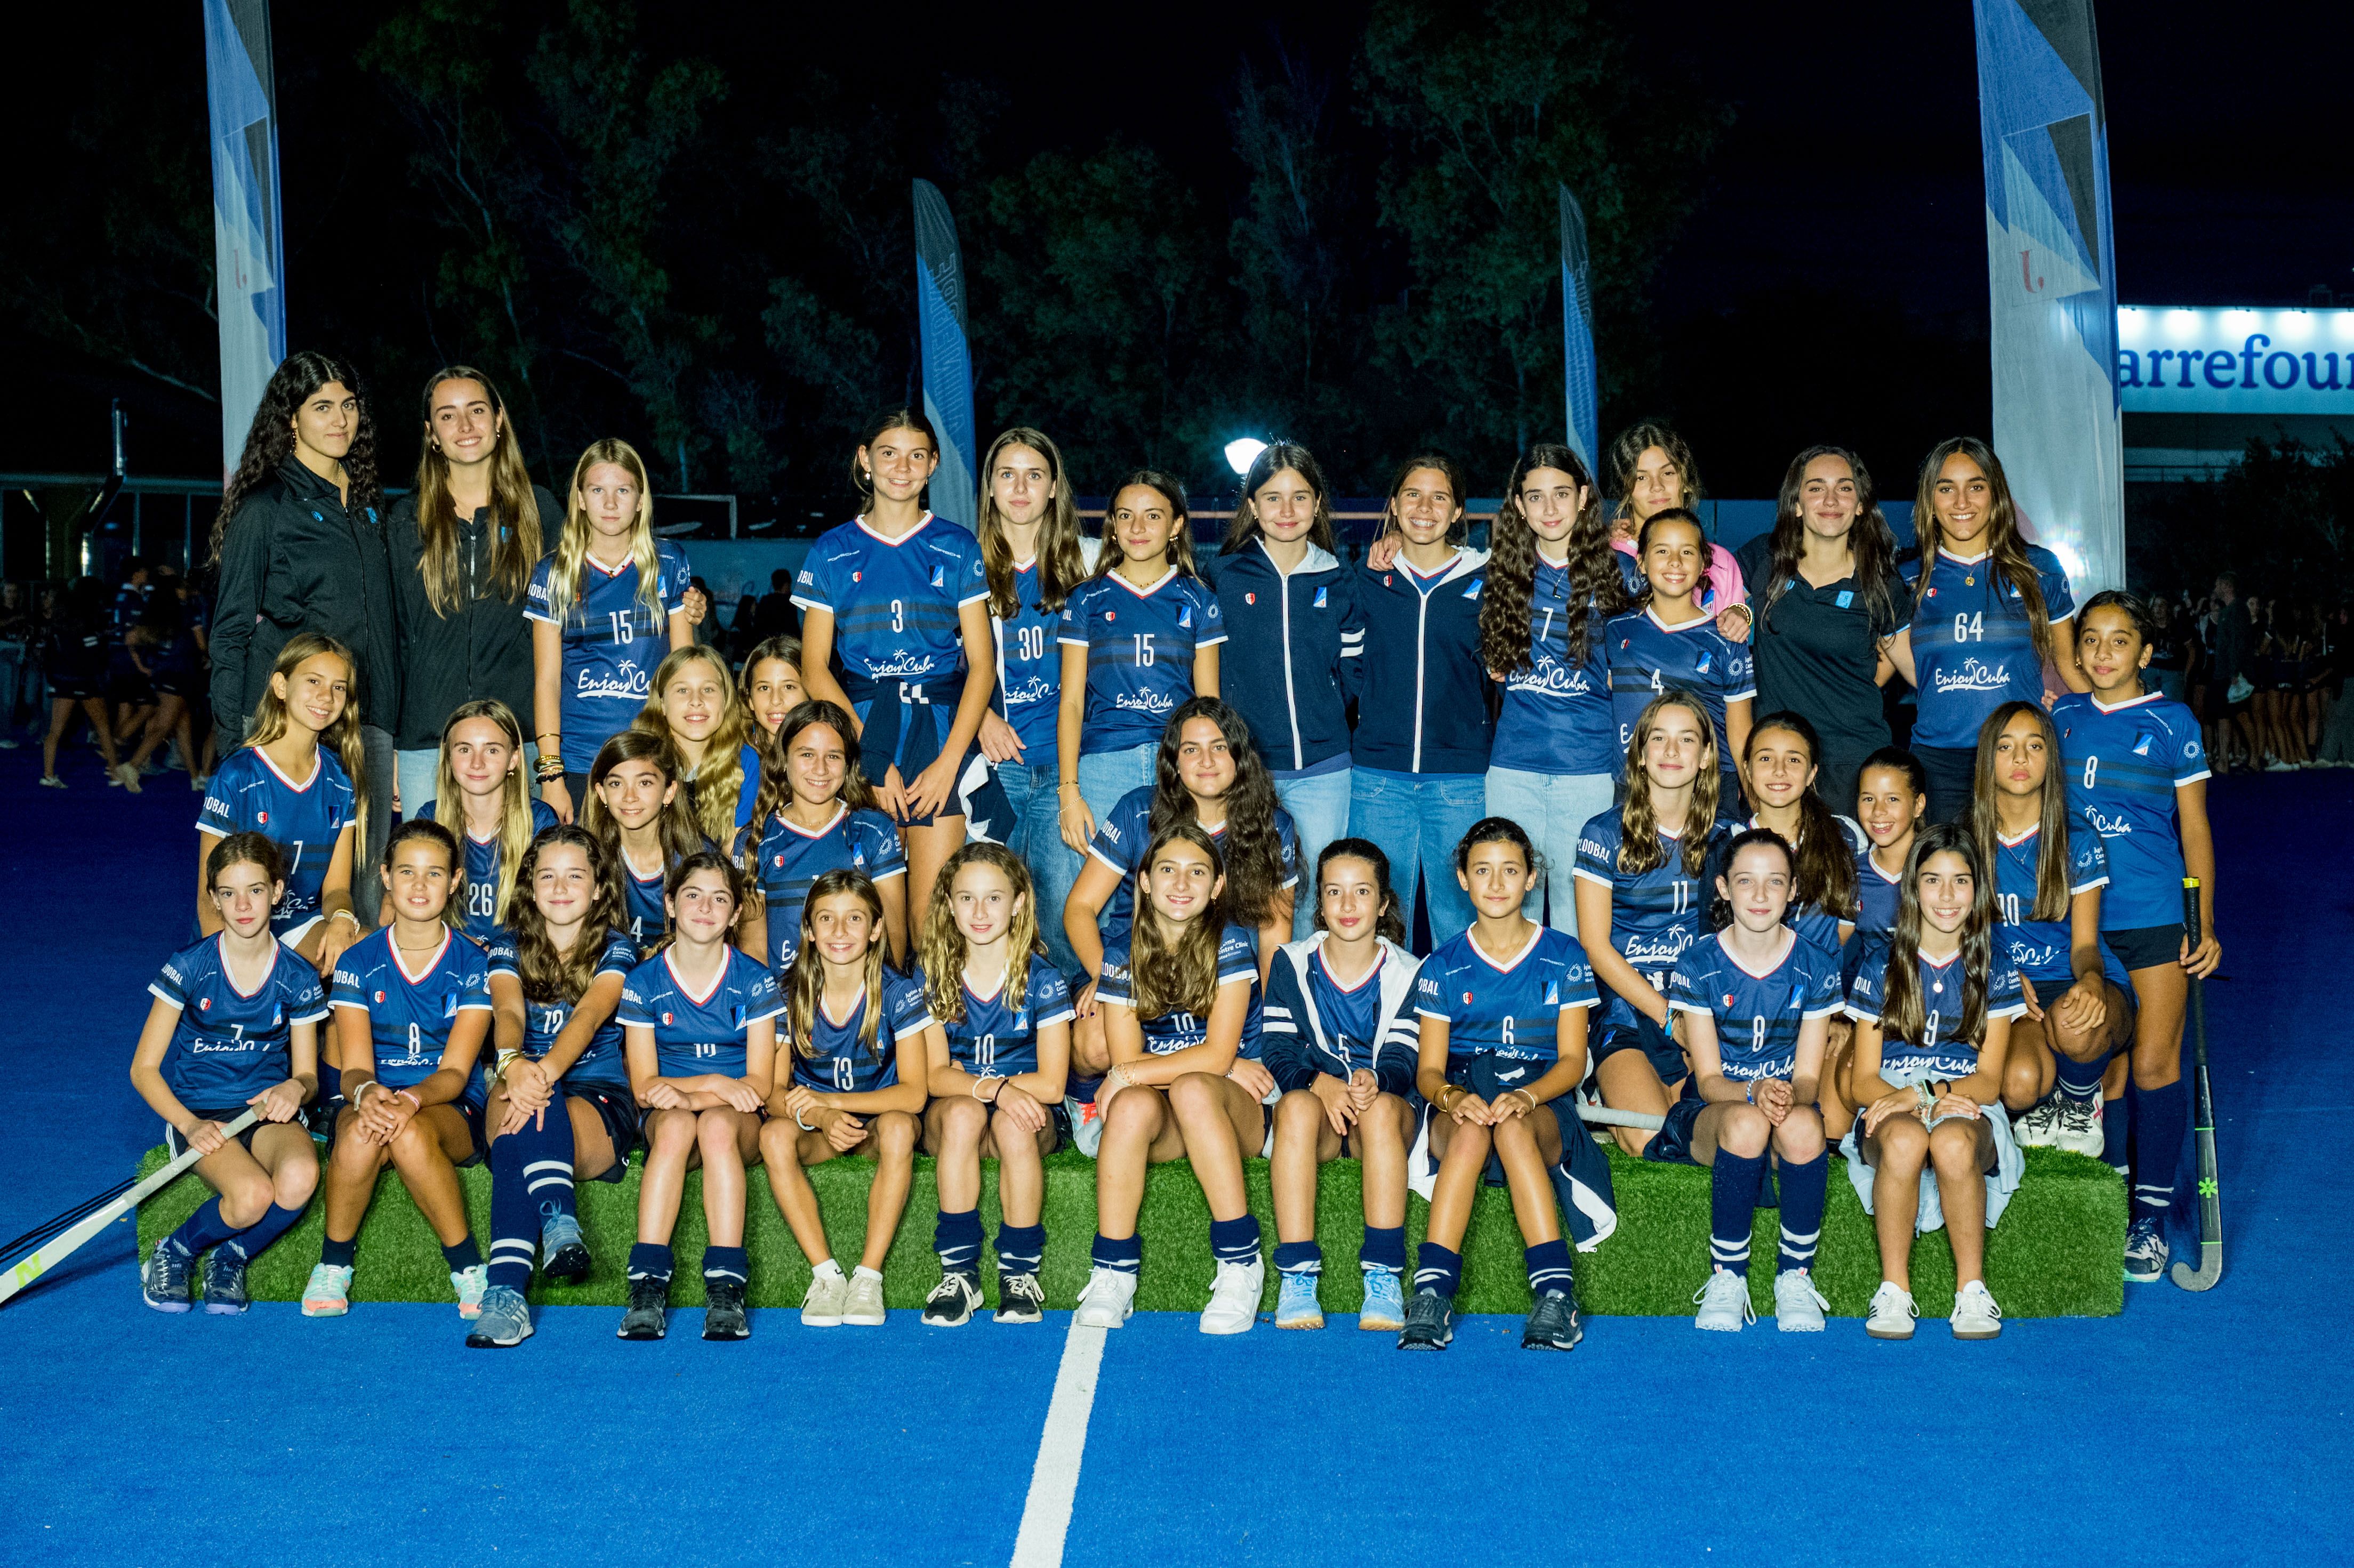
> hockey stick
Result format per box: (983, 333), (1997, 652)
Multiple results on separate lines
(2170, 878), (2221, 1291)
(1574, 1104), (1666, 1132)
(0, 1109), (260, 1307)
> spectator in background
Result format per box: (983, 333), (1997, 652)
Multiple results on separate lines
(0, 581), (30, 747)
(2146, 595), (2188, 703)
(113, 558), (151, 632)
(2201, 573), (2248, 774)
(750, 567), (799, 646)
(689, 575), (721, 647)
(40, 576), (126, 789)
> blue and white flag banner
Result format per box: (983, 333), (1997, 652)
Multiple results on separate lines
(203, 0), (285, 477)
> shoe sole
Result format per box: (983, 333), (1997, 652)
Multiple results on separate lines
(1359, 1313), (1404, 1332)
(467, 1324), (535, 1348)
(1397, 1337), (1451, 1352)
(993, 1308), (1042, 1324)
(1694, 1317), (1745, 1332)
(923, 1308), (975, 1326)
(542, 1243), (592, 1283)
(143, 1295), (191, 1314)
(1275, 1315), (1324, 1330)
(1777, 1316), (1826, 1332)
(801, 1313), (843, 1327)
(2052, 1140), (2106, 1157)
(617, 1321), (667, 1340)
(2123, 1264), (2165, 1283)
(843, 1313), (886, 1326)
(203, 1299), (248, 1316)
(1866, 1323), (1914, 1340)
(702, 1322), (751, 1341)
(1522, 1332), (1583, 1351)
(1199, 1316), (1256, 1335)
(1951, 1325), (2003, 1340)
(1073, 1310), (1129, 1329)
(301, 1302), (349, 1317)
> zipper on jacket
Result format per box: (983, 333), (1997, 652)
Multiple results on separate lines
(1411, 579), (1429, 773)
(1273, 550), (1303, 770)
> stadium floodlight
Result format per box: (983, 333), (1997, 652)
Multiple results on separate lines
(1224, 438), (1268, 477)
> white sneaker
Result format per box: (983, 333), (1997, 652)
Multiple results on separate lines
(1073, 1266), (1137, 1329)
(1950, 1280), (2003, 1339)
(1773, 1270), (1830, 1332)
(1199, 1257), (1264, 1335)
(451, 1264), (488, 1320)
(1692, 1267), (1753, 1331)
(2051, 1096), (2106, 1158)
(1866, 1281), (1917, 1340)
(843, 1267), (887, 1326)
(2011, 1097), (2059, 1148)
(800, 1263), (848, 1327)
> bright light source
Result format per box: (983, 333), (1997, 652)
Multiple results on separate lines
(1224, 438), (1268, 477)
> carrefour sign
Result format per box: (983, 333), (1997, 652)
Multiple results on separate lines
(2118, 306), (2354, 414)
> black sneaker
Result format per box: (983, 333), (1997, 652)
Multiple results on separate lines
(1396, 1289), (1455, 1351)
(200, 1249), (250, 1315)
(702, 1280), (750, 1340)
(617, 1275), (669, 1340)
(993, 1272), (1046, 1325)
(1522, 1289), (1583, 1351)
(141, 1240), (194, 1313)
(922, 1271), (982, 1327)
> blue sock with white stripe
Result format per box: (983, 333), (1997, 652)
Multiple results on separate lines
(1209, 1215), (1262, 1267)
(2132, 1079), (2188, 1227)
(995, 1223), (1045, 1277)
(221, 1204), (306, 1265)
(1709, 1149), (1764, 1276)
(628, 1242), (673, 1282)
(934, 1208), (984, 1278)
(1775, 1152), (1828, 1274)
(2053, 1050), (2106, 1104)
(1273, 1241), (1321, 1275)
(164, 1198), (240, 1259)
(1524, 1238), (1573, 1297)
(1413, 1242), (1462, 1301)
(487, 1117), (571, 1292)
(1091, 1233), (1142, 1276)
(702, 1245), (748, 1289)
(1361, 1225), (1405, 1276)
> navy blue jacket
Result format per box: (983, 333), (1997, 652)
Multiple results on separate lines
(1349, 548), (1494, 775)
(1259, 934), (1421, 1098)
(1204, 541), (1363, 773)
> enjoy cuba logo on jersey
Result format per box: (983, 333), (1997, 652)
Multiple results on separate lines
(1002, 675), (1054, 708)
(863, 649), (940, 680)
(2086, 807), (2136, 837)
(1933, 657), (2011, 695)
(1621, 930), (1692, 967)
(575, 660), (650, 702)
(1114, 690), (1176, 715)
(1505, 660), (1597, 697)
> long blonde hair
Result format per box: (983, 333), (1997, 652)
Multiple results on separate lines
(918, 843), (1041, 1028)
(633, 645), (752, 846)
(432, 698), (537, 927)
(1130, 823), (1226, 1022)
(785, 869), (891, 1060)
(411, 366), (543, 615)
(244, 631), (369, 857)
(1615, 691), (1720, 878)
(544, 438), (664, 627)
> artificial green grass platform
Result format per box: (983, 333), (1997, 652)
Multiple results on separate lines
(136, 1146), (2124, 1318)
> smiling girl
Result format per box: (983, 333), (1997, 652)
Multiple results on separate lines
(735, 634), (805, 827)
(416, 699), (557, 943)
(1605, 422), (1747, 626)
(736, 699), (907, 972)
(635, 645), (755, 845)
(1734, 712), (1865, 960)
(580, 730), (709, 953)
(1604, 509), (1754, 803)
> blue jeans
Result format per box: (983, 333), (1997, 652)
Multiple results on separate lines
(997, 758), (1085, 984)
(1273, 767), (1353, 939)
(1348, 770), (1487, 949)
(1483, 766), (1616, 933)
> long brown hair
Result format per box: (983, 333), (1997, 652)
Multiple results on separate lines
(1969, 700), (2072, 922)
(736, 699), (880, 857)
(633, 645), (752, 846)
(917, 842), (1043, 1028)
(1606, 420), (1702, 521)
(432, 698), (537, 927)
(1311, 837), (1408, 946)
(1615, 691), (1720, 878)
(505, 825), (626, 1004)
(1222, 442), (1337, 556)
(1758, 445), (1899, 625)
(1150, 697), (1287, 930)
(411, 366), (543, 614)
(1380, 452), (1470, 545)
(784, 867), (891, 1059)
(243, 631), (370, 860)
(381, 818), (468, 935)
(213, 350), (382, 561)
(1742, 711), (1858, 922)
(1911, 437), (2055, 664)
(975, 427), (1089, 620)
(1478, 443), (1624, 676)
(1879, 822), (1996, 1049)
(1130, 823), (1227, 1022)
(580, 729), (705, 873)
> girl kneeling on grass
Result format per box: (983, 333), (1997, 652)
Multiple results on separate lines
(757, 869), (932, 1328)
(1263, 839), (1421, 1332)
(1404, 817), (1599, 1354)
(616, 853), (780, 1342)
(1842, 822), (2027, 1341)
(308, 821), (493, 1322)
(1075, 824), (1273, 1335)
(914, 844), (1073, 1327)
(469, 826), (644, 1348)
(1664, 830), (1842, 1334)
(133, 833), (326, 1314)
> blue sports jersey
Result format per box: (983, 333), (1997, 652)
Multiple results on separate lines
(197, 746), (359, 936)
(2051, 690), (2210, 931)
(791, 514), (986, 695)
(1084, 784), (1300, 946)
(733, 742), (766, 831)
(1844, 936), (2027, 1081)
(418, 797), (560, 942)
(996, 559), (1066, 754)
(1731, 812), (1866, 957)
(789, 971), (934, 1094)
(925, 959), (1075, 1078)
(330, 928), (494, 1105)
(1574, 808), (1730, 1027)
(612, 838), (716, 952)
(1058, 567), (1226, 754)
(1990, 817), (2114, 992)
(1412, 925), (1599, 1080)
(148, 936), (330, 1108)
(1488, 555), (1623, 776)
(1853, 842), (1905, 945)
(1301, 947), (1383, 1062)
(524, 539), (693, 772)
(1901, 545), (2075, 750)
(1602, 606), (1755, 774)
(617, 947), (783, 1081)
(1668, 930), (1843, 1082)
(1098, 924), (1264, 1057)
(738, 803), (906, 971)
(484, 927), (640, 1090)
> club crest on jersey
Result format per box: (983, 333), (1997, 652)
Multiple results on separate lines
(661, 1011), (674, 1026)
(2133, 734), (2154, 757)
(443, 994), (459, 1019)
(852, 571), (863, 583)
(1695, 653), (1713, 675)
(1464, 581), (1482, 599)
(1461, 991), (1474, 1004)
(1722, 992), (1736, 1009)
(774, 854), (785, 867)
(1313, 586), (1328, 609)
(1105, 610), (1116, 623)
(373, 990), (386, 1004)
(1245, 593), (1256, 606)
(1178, 605), (1193, 628)
(930, 564), (946, 589)
(198, 997), (211, 1011)
(1542, 980), (1558, 1006)
(256, 810), (269, 825)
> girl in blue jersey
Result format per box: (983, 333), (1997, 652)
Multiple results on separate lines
(1842, 823), (2026, 1340)
(793, 408), (995, 929)
(973, 428), (1096, 985)
(581, 730), (708, 953)
(468, 827), (643, 1347)
(309, 821), (494, 1322)
(196, 631), (365, 972)
(1604, 509), (1754, 801)
(527, 437), (693, 822)
(2055, 590), (2221, 1282)
(740, 635), (806, 760)
(757, 870), (932, 1329)
(1265, 841), (1421, 1333)
(1574, 691), (1728, 1156)
(1480, 443), (1634, 934)
(913, 844), (1074, 1327)
(132, 833), (325, 1314)
(1074, 824), (1272, 1336)
(1055, 472), (1224, 864)
(1826, 747), (1927, 1139)
(1972, 702), (2136, 1165)
(416, 699), (557, 945)
(1667, 830), (1842, 1333)
(617, 852), (781, 1342)
(635, 644), (754, 848)
(1886, 438), (2089, 822)
(1402, 817), (1599, 1353)
(736, 699), (908, 971)
(1738, 714), (1864, 952)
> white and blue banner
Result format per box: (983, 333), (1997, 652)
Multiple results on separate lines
(1558, 184), (1599, 477)
(912, 179), (978, 528)
(1973, 0), (2122, 593)
(203, 0), (285, 478)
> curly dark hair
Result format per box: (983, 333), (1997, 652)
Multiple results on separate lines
(1477, 443), (1625, 677)
(211, 350), (382, 562)
(1150, 697), (1288, 930)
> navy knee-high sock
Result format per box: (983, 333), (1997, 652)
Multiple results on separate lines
(163, 1197), (240, 1258)
(2133, 1079), (2188, 1227)
(1776, 1153), (1829, 1274)
(488, 1119), (567, 1293)
(1361, 1225), (1405, 1275)
(1524, 1238), (1573, 1297)
(1209, 1215), (1262, 1267)
(1709, 1150), (1766, 1276)
(221, 1204), (307, 1265)
(2053, 1050), (2106, 1103)
(2103, 1089), (2130, 1171)
(934, 1208), (984, 1278)
(526, 1105), (578, 1220)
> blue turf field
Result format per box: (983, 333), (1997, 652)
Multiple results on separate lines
(3, 753), (2349, 1567)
